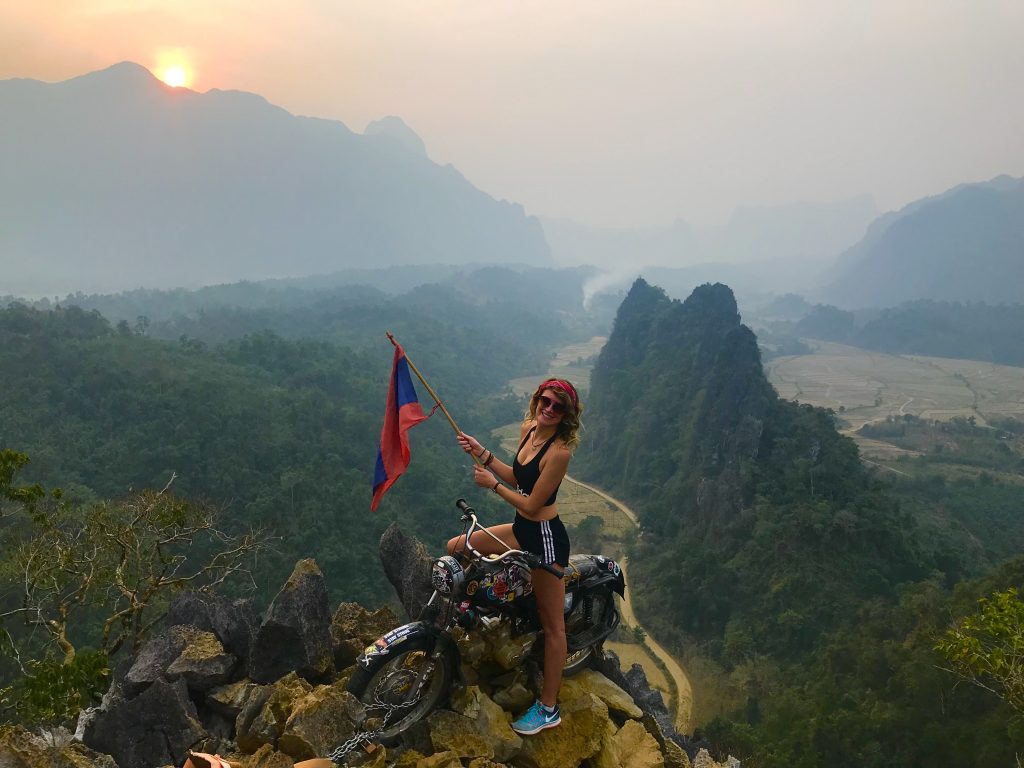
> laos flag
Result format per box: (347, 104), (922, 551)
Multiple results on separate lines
(371, 344), (430, 511)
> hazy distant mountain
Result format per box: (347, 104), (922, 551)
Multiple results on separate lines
(704, 195), (877, 266)
(820, 176), (1024, 307)
(0, 62), (549, 295)
(542, 195), (876, 294)
(540, 216), (695, 270)
(364, 115), (429, 158)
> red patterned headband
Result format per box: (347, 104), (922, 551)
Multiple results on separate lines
(535, 379), (579, 408)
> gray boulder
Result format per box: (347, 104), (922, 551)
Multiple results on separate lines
(82, 677), (206, 768)
(379, 522), (435, 619)
(330, 602), (400, 669)
(0, 725), (118, 768)
(249, 559), (334, 684)
(124, 625), (236, 696)
(599, 651), (679, 742)
(164, 590), (258, 662)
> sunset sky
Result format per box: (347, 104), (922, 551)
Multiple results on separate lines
(2, 0), (1023, 228)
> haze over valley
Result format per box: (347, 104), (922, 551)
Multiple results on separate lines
(3, 5), (1024, 766)
(5, 62), (1023, 307)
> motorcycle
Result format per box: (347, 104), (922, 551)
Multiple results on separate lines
(345, 498), (625, 744)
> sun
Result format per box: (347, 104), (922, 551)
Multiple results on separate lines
(160, 65), (189, 88)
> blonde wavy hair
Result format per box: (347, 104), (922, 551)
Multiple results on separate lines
(523, 379), (584, 451)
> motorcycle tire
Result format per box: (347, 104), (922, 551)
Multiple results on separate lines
(345, 636), (454, 746)
(562, 644), (595, 676)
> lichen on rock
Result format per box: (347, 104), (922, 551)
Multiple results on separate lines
(598, 719), (665, 768)
(512, 691), (611, 768)
(59, 551), (739, 768)
(560, 668), (643, 719)
(0, 724), (118, 768)
(277, 681), (362, 760)
(235, 672), (313, 754)
(249, 559), (334, 684)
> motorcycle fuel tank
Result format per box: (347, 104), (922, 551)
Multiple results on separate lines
(466, 559), (533, 606)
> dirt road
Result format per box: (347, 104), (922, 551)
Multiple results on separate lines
(565, 476), (694, 732)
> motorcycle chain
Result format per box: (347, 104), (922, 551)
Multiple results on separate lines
(326, 667), (429, 764)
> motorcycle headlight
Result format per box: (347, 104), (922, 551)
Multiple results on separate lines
(431, 555), (466, 596)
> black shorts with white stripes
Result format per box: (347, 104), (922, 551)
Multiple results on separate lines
(512, 513), (570, 567)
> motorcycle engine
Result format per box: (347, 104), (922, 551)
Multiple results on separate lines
(431, 555), (466, 596)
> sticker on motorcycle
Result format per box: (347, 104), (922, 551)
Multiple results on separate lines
(466, 580), (479, 596)
(360, 637), (391, 665)
(487, 572), (510, 602)
(508, 566), (525, 590)
(607, 560), (621, 576)
(361, 625), (415, 664)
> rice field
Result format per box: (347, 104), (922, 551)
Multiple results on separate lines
(506, 335), (607, 397)
(766, 340), (1024, 427)
(766, 340), (1024, 459)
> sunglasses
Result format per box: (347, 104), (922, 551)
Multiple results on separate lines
(536, 394), (567, 414)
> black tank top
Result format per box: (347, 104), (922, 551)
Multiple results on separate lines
(513, 427), (560, 506)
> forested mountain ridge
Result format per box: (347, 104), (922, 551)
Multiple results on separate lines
(0, 272), (589, 606)
(578, 279), (921, 641)
(820, 175), (1024, 307)
(575, 279), (1024, 765)
(0, 62), (549, 295)
(787, 299), (1024, 367)
(0, 274), (616, 731)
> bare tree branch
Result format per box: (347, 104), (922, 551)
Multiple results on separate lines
(3, 488), (267, 662)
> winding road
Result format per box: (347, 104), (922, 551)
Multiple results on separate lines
(504, 337), (695, 732)
(565, 476), (694, 732)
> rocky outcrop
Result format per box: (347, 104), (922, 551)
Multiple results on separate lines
(165, 592), (258, 663)
(379, 523), (434, 619)
(77, 559), (337, 768)
(125, 625), (236, 695)
(331, 602), (400, 669)
(207, 681), (265, 720)
(83, 678), (205, 768)
(599, 719), (665, 768)
(561, 669), (643, 719)
(277, 682), (363, 760)
(514, 691), (612, 768)
(433, 686), (521, 762)
(249, 559), (334, 684)
(0, 725), (118, 768)
(235, 672), (312, 754)
(70, 549), (737, 768)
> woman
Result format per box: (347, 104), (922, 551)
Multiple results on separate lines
(449, 378), (582, 736)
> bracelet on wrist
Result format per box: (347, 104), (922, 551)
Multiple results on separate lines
(492, 480), (501, 493)
(476, 446), (486, 458)
(484, 451), (495, 467)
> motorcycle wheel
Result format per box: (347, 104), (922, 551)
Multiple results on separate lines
(345, 637), (454, 746)
(562, 644), (595, 676)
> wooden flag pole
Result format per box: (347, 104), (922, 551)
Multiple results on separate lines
(386, 331), (482, 466)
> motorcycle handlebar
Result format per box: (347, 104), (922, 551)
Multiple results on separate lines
(452, 499), (564, 578)
(525, 553), (564, 579)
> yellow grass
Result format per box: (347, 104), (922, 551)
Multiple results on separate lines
(507, 335), (607, 396)
(766, 340), (1024, 461)
(606, 640), (672, 696)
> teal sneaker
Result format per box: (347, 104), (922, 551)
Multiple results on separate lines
(511, 700), (561, 735)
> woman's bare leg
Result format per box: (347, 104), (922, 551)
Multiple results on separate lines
(446, 523), (518, 559)
(531, 567), (567, 707)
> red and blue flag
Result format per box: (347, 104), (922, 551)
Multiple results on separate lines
(371, 344), (431, 511)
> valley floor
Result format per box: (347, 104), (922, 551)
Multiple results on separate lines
(766, 339), (1024, 464)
